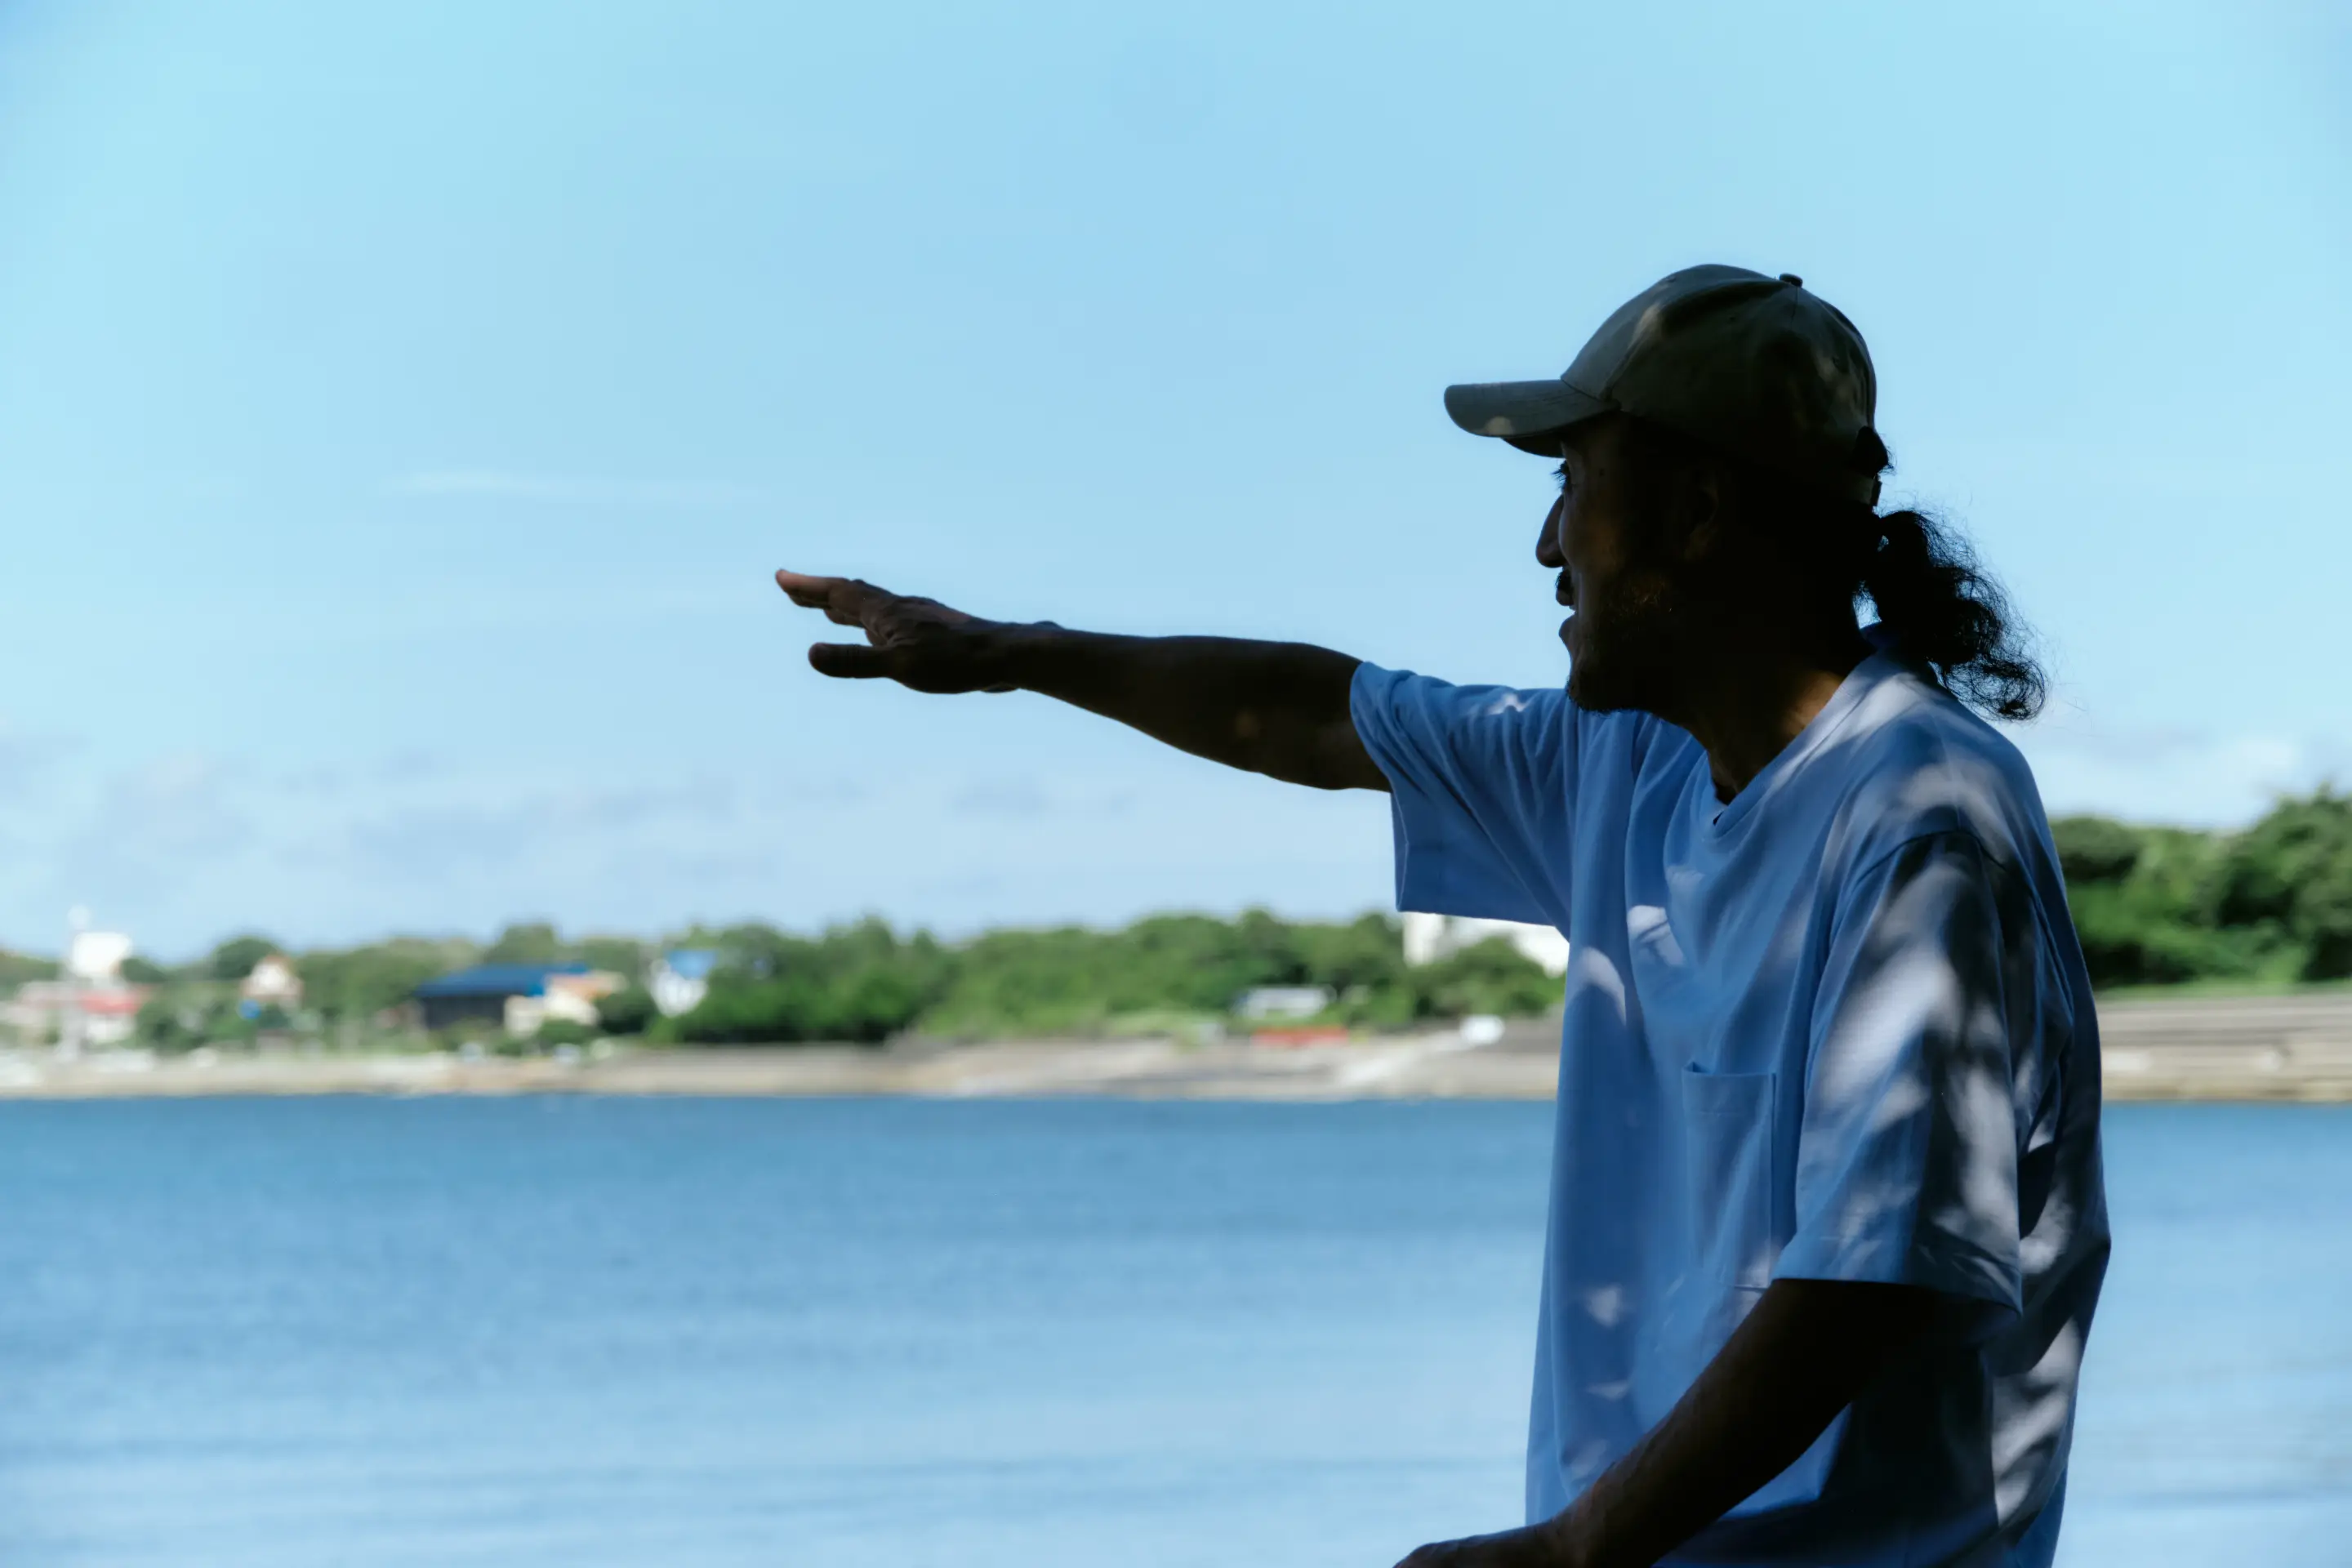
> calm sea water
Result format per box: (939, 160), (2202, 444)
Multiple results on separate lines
(0, 1098), (2343, 1566)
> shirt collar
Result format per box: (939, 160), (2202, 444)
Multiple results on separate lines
(1700, 642), (1908, 837)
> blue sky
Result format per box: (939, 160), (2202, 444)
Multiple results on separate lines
(0, 1), (2344, 957)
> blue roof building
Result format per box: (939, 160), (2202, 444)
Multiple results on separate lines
(414, 963), (590, 1031)
(651, 949), (718, 1018)
(662, 950), (718, 982)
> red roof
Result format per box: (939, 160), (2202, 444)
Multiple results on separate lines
(77, 989), (149, 1017)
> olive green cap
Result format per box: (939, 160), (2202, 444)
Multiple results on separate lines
(1443, 264), (1885, 506)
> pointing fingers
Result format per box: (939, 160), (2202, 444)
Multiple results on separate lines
(774, 568), (888, 629)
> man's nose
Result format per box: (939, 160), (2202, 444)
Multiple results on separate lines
(1535, 497), (1565, 568)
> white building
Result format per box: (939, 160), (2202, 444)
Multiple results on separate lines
(17, 920), (151, 1051)
(66, 929), (133, 984)
(1401, 912), (1570, 976)
(239, 954), (304, 1009)
(504, 971), (624, 1037)
(651, 950), (718, 1018)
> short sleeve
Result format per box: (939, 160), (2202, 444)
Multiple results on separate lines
(1773, 831), (2030, 1313)
(1348, 662), (1576, 928)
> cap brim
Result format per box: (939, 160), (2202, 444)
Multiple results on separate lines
(1443, 380), (1613, 455)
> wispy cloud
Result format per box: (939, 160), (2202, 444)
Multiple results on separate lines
(391, 470), (765, 508)
(38, 752), (257, 929)
(953, 777), (1054, 818)
(2027, 716), (2212, 767)
(951, 775), (1137, 820)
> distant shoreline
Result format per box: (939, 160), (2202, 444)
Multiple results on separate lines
(2, 994), (2347, 1102)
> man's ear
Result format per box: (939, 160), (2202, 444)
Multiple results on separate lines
(1672, 460), (1729, 565)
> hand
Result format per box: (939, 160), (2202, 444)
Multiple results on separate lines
(1393, 1520), (1579, 1568)
(774, 569), (1024, 694)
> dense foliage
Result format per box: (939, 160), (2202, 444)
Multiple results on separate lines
(84, 786), (2352, 1053)
(653, 911), (1555, 1045)
(2056, 787), (2352, 987)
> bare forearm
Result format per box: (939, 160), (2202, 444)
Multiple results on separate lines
(998, 625), (1385, 791)
(1401, 1284), (1934, 1566)
(774, 570), (1387, 790)
(1548, 1281), (1934, 1568)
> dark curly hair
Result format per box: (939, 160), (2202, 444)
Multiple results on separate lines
(1859, 498), (2045, 721)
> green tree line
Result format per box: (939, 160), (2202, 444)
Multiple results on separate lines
(2056, 786), (2352, 988)
(644, 910), (1561, 1045)
(52, 786), (2352, 1052)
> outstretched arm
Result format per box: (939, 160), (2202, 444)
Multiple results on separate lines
(1395, 1279), (1938, 1568)
(776, 570), (1388, 791)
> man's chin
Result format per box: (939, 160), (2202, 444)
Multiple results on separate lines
(1566, 660), (1659, 716)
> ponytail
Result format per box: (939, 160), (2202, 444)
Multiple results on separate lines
(1862, 506), (2044, 720)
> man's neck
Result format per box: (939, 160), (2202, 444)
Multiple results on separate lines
(1669, 632), (1871, 804)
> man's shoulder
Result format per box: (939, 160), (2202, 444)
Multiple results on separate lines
(1355, 663), (1566, 724)
(1825, 667), (2048, 874)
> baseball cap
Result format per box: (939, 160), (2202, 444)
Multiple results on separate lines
(1443, 265), (1884, 506)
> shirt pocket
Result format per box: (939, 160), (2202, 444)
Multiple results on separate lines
(1681, 1067), (1777, 1291)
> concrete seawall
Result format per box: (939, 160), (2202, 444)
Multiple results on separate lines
(2, 993), (2348, 1102)
(2092, 992), (2352, 1102)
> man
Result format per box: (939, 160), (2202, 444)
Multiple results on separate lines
(776, 265), (2109, 1568)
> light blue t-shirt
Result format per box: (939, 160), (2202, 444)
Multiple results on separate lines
(1352, 650), (2109, 1568)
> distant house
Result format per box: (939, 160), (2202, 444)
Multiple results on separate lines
(650, 950), (717, 1018)
(7, 924), (150, 1049)
(537, 970), (623, 1031)
(1401, 912), (1570, 977)
(414, 963), (590, 1033)
(4, 979), (150, 1048)
(239, 954), (304, 1014)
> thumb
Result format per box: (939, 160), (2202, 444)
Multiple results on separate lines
(808, 642), (899, 679)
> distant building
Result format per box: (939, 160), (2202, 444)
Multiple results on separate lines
(78, 986), (147, 1045)
(414, 963), (590, 1032)
(650, 950), (717, 1018)
(65, 929), (134, 984)
(1236, 985), (1335, 1021)
(5, 979), (150, 1048)
(10, 920), (150, 1049)
(239, 954), (304, 1013)
(537, 970), (623, 1031)
(1401, 912), (1570, 977)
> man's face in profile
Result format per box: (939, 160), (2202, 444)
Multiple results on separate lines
(1539, 416), (1691, 716)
